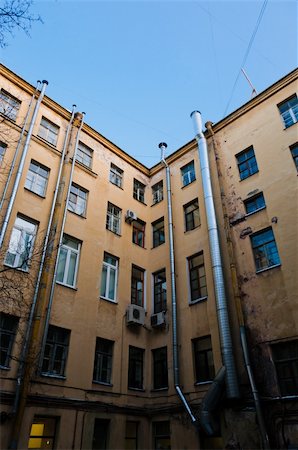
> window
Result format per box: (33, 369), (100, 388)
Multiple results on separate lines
(68, 183), (88, 216)
(0, 313), (18, 368)
(278, 95), (298, 128)
(193, 336), (215, 383)
(133, 179), (145, 203)
(244, 192), (266, 215)
(128, 346), (144, 389)
(77, 141), (93, 168)
(152, 421), (171, 450)
(93, 337), (114, 384)
(184, 199), (200, 231)
(132, 220), (145, 247)
(92, 419), (110, 450)
(56, 235), (81, 288)
(152, 181), (163, 204)
(38, 117), (59, 146)
(250, 227), (281, 272)
(25, 160), (50, 197)
(290, 143), (298, 171)
(4, 216), (37, 271)
(100, 252), (118, 302)
(0, 141), (7, 165)
(153, 270), (166, 313)
(188, 252), (207, 302)
(125, 421), (138, 450)
(41, 325), (70, 376)
(110, 163), (123, 188)
(28, 417), (58, 450)
(181, 161), (195, 186)
(106, 202), (121, 235)
(152, 347), (168, 389)
(152, 218), (165, 248)
(0, 89), (21, 120)
(236, 146), (258, 180)
(271, 340), (298, 396)
(131, 265), (145, 307)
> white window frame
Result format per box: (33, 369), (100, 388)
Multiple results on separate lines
(106, 202), (121, 235)
(152, 181), (163, 204)
(110, 163), (123, 188)
(56, 236), (80, 288)
(76, 141), (93, 168)
(100, 253), (118, 302)
(133, 179), (145, 203)
(25, 160), (49, 197)
(181, 161), (195, 186)
(278, 95), (298, 128)
(4, 216), (37, 271)
(38, 117), (59, 146)
(68, 183), (88, 217)
(0, 90), (21, 121)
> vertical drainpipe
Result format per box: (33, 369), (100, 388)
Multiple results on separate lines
(8, 106), (77, 450)
(38, 112), (85, 370)
(0, 80), (48, 248)
(0, 81), (41, 212)
(190, 111), (239, 400)
(11, 105), (76, 416)
(159, 142), (197, 424)
(204, 121), (270, 448)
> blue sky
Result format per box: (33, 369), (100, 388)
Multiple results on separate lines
(1, 0), (297, 166)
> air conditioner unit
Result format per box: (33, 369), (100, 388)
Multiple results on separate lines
(126, 304), (145, 326)
(151, 311), (166, 328)
(125, 210), (137, 223)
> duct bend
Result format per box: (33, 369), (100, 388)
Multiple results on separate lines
(200, 366), (226, 436)
(190, 111), (239, 400)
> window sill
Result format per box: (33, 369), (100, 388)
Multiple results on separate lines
(151, 387), (168, 392)
(132, 242), (146, 249)
(151, 242), (165, 249)
(36, 135), (57, 149)
(256, 264), (281, 274)
(128, 387), (145, 392)
(24, 187), (46, 199)
(133, 198), (147, 206)
(181, 179), (196, 189)
(189, 296), (208, 305)
(3, 263), (29, 273)
(40, 373), (66, 380)
(283, 121), (297, 130)
(245, 206), (266, 217)
(106, 228), (122, 237)
(92, 381), (113, 387)
(151, 200), (163, 207)
(184, 225), (200, 233)
(110, 181), (123, 190)
(68, 209), (87, 219)
(239, 170), (259, 182)
(194, 380), (213, 386)
(100, 296), (118, 304)
(56, 281), (78, 291)
(0, 365), (11, 371)
(75, 159), (98, 177)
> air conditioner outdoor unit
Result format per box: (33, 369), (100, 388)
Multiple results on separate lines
(126, 304), (145, 326)
(151, 311), (166, 328)
(125, 210), (137, 223)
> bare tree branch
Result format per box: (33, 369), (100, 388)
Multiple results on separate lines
(0, 0), (42, 47)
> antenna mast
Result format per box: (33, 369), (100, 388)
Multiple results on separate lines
(241, 68), (257, 98)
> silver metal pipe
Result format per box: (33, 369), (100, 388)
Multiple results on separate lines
(190, 111), (239, 399)
(12, 105), (77, 415)
(0, 81), (41, 212)
(240, 326), (270, 449)
(38, 112), (85, 370)
(0, 80), (48, 248)
(159, 142), (197, 424)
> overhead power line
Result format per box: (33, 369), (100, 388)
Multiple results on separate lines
(223, 0), (269, 117)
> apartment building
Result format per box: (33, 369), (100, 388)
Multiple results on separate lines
(0, 63), (297, 449)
